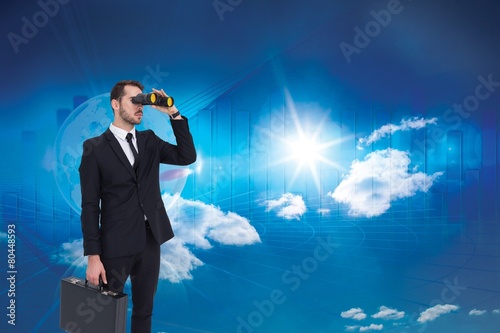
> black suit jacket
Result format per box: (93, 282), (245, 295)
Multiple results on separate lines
(79, 117), (196, 259)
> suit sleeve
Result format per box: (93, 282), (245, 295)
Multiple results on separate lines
(79, 140), (102, 256)
(158, 116), (197, 165)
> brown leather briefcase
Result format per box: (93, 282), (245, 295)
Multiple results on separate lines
(59, 276), (128, 333)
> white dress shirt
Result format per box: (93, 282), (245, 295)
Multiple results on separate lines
(109, 123), (147, 221)
(109, 123), (138, 167)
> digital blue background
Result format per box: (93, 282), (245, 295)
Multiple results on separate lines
(1, 0), (500, 332)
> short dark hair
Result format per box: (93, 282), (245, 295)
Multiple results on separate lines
(110, 80), (144, 103)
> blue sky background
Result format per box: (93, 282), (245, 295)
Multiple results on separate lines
(1, 0), (500, 332)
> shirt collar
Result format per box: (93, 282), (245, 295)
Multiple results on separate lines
(109, 123), (136, 141)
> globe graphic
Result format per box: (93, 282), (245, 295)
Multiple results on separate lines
(54, 93), (190, 215)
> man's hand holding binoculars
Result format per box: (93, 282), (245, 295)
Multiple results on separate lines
(131, 88), (181, 119)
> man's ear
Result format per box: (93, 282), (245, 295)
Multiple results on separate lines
(111, 99), (119, 112)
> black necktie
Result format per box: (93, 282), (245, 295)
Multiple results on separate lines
(126, 133), (139, 171)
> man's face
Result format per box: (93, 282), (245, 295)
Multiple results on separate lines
(115, 85), (144, 125)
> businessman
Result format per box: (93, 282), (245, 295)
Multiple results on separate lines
(79, 80), (196, 332)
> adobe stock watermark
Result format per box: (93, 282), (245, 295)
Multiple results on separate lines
(251, 105), (285, 157)
(202, 140), (249, 196)
(236, 235), (336, 333)
(142, 64), (170, 89)
(5, 224), (17, 326)
(7, 0), (72, 54)
(203, 105), (283, 195)
(213, 0), (243, 22)
(63, 287), (117, 333)
(339, 0), (413, 64)
(406, 276), (466, 332)
(62, 267), (129, 333)
(412, 73), (500, 165)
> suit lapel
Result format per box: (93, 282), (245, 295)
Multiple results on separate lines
(137, 130), (147, 163)
(104, 129), (137, 180)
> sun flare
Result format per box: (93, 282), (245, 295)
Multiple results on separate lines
(288, 137), (321, 163)
(265, 90), (347, 192)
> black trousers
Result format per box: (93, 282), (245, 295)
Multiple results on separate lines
(101, 225), (160, 333)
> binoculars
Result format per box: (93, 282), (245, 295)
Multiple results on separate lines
(132, 93), (174, 107)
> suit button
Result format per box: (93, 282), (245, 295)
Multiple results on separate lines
(140, 203), (144, 207)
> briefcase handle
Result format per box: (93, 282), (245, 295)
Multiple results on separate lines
(85, 277), (104, 292)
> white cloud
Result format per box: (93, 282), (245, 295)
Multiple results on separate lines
(359, 324), (383, 332)
(53, 239), (85, 265)
(317, 208), (330, 215)
(53, 195), (261, 283)
(357, 117), (437, 149)
(168, 195), (261, 249)
(345, 326), (359, 332)
(493, 309), (500, 315)
(330, 148), (443, 217)
(158, 237), (203, 282)
(263, 193), (306, 220)
(468, 309), (487, 316)
(417, 304), (460, 323)
(341, 308), (367, 321)
(372, 306), (405, 320)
